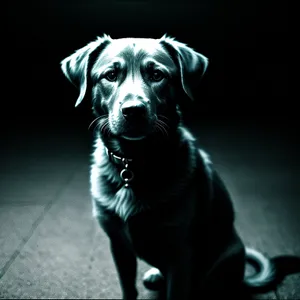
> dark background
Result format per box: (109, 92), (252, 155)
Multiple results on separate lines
(3, 0), (289, 129)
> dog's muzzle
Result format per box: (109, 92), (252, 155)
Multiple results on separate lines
(121, 100), (147, 121)
(119, 100), (150, 140)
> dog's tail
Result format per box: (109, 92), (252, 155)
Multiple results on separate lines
(244, 247), (300, 293)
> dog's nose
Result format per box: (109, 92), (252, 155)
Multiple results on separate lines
(121, 101), (147, 120)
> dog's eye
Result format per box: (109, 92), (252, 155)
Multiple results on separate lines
(150, 70), (164, 82)
(105, 70), (118, 82)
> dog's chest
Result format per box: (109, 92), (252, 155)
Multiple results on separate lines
(91, 162), (192, 221)
(124, 186), (199, 264)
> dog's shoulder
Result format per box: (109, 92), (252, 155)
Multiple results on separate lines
(178, 125), (215, 199)
(178, 125), (213, 172)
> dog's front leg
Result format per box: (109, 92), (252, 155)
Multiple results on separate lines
(109, 233), (138, 300)
(164, 247), (193, 300)
(97, 214), (138, 300)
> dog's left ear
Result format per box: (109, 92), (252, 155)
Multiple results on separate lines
(159, 34), (209, 101)
(60, 35), (111, 107)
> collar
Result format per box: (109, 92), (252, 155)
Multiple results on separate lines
(105, 147), (133, 166)
(105, 147), (134, 188)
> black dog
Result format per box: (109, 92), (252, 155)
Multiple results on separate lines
(61, 34), (300, 299)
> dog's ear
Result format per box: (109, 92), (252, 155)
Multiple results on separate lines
(60, 34), (111, 107)
(159, 34), (208, 101)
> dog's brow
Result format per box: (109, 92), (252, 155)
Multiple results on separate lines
(148, 54), (177, 75)
(111, 61), (122, 69)
(91, 58), (125, 79)
(150, 47), (176, 69)
(100, 57), (124, 68)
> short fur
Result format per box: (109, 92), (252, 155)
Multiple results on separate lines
(61, 34), (297, 299)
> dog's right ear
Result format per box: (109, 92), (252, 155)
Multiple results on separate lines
(60, 35), (111, 107)
(159, 34), (208, 102)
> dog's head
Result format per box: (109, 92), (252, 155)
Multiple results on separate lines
(61, 34), (208, 141)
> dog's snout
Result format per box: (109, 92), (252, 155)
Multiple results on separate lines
(121, 100), (147, 120)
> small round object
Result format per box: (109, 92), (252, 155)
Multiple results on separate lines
(143, 268), (165, 291)
(120, 169), (134, 182)
(124, 183), (129, 188)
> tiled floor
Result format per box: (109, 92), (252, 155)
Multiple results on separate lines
(0, 121), (299, 299)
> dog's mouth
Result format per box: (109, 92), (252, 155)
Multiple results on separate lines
(92, 113), (171, 142)
(121, 134), (146, 141)
(119, 125), (149, 141)
(110, 115), (154, 141)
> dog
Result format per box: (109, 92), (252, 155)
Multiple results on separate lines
(60, 34), (299, 299)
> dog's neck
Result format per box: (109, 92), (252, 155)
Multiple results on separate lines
(100, 126), (196, 191)
(92, 125), (198, 218)
(101, 128), (182, 168)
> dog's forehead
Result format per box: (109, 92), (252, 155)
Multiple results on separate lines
(109, 38), (161, 54)
(97, 38), (176, 69)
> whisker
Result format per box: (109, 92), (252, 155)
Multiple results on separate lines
(157, 114), (169, 122)
(154, 124), (160, 134)
(103, 121), (111, 136)
(95, 118), (112, 137)
(155, 121), (168, 137)
(156, 120), (169, 136)
(88, 115), (108, 130)
(90, 116), (109, 137)
(154, 124), (163, 136)
(88, 117), (100, 130)
(157, 119), (170, 129)
(98, 120), (107, 134)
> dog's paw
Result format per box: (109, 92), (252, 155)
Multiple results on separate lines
(143, 268), (165, 291)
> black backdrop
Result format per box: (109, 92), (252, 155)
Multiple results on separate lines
(3, 0), (289, 128)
